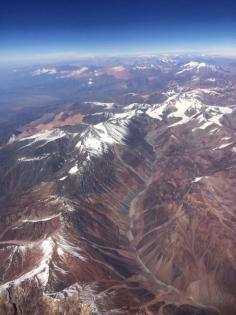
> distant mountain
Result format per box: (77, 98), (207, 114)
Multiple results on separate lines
(177, 61), (219, 74)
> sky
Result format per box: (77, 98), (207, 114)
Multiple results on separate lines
(1, 0), (236, 64)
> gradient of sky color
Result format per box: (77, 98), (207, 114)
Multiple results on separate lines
(1, 0), (236, 63)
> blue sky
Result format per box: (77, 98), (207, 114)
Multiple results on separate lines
(1, 0), (236, 63)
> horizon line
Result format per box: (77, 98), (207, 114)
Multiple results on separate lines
(1, 48), (236, 65)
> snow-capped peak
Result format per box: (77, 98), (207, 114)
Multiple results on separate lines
(177, 61), (217, 74)
(19, 129), (67, 149)
(146, 89), (233, 129)
(75, 121), (128, 157)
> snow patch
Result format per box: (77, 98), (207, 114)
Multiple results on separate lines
(88, 78), (93, 86)
(146, 103), (167, 120)
(111, 66), (125, 72)
(32, 68), (57, 76)
(56, 234), (86, 261)
(69, 165), (79, 175)
(18, 154), (50, 162)
(60, 67), (88, 78)
(7, 134), (17, 144)
(57, 247), (64, 257)
(213, 142), (234, 150)
(22, 213), (60, 223)
(207, 78), (216, 82)
(84, 101), (115, 109)
(193, 176), (208, 183)
(36, 238), (54, 286)
(20, 129), (66, 147)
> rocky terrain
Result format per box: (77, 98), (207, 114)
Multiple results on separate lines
(0, 56), (236, 314)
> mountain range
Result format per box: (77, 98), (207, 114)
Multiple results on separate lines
(0, 55), (236, 315)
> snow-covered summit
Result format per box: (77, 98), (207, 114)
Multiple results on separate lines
(146, 90), (232, 128)
(177, 61), (218, 74)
